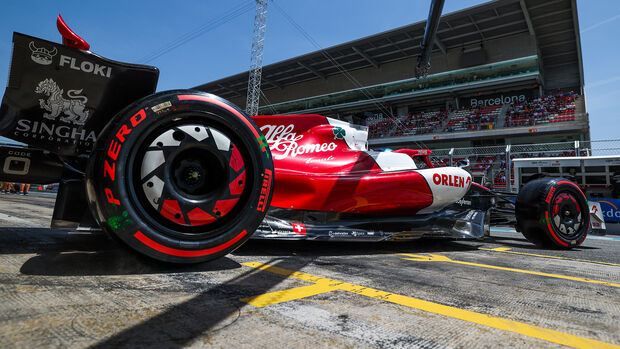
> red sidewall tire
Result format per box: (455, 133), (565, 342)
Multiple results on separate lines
(86, 90), (273, 263)
(516, 178), (589, 249)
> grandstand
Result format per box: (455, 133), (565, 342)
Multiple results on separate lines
(195, 0), (588, 157)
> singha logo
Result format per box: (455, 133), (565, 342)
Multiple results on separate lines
(35, 78), (89, 125)
(29, 42), (57, 65)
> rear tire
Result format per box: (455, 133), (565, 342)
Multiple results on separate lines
(515, 178), (589, 249)
(86, 90), (273, 263)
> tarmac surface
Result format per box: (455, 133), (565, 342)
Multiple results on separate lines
(0, 191), (619, 348)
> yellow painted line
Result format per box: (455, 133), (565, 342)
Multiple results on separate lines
(398, 253), (620, 288)
(241, 283), (335, 308)
(241, 262), (619, 349)
(480, 247), (620, 267)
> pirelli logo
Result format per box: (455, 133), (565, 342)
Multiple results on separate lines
(545, 186), (556, 203)
(257, 169), (273, 212)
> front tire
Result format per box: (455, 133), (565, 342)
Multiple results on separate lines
(515, 178), (589, 249)
(86, 90), (273, 263)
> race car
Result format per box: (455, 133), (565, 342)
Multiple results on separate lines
(0, 16), (591, 263)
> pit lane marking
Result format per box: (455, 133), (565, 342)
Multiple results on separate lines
(240, 283), (335, 307)
(240, 262), (618, 349)
(480, 247), (620, 267)
(397, 253), (620, 288)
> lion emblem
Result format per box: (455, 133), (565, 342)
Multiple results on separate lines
(35, 78), (89, 125)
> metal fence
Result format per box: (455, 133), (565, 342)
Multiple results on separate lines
(429, 139), (620, 190)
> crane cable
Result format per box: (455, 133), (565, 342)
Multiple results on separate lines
(272, 1), (415, 138)
(137, 0), (255, 64)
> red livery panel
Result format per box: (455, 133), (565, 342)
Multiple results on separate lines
(252, 115), (435, 215)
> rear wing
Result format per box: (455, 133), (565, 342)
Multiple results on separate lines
(0, 31), (159, 156)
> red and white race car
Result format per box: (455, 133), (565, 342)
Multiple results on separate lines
(0, 16), (591, 263)
(250, 114), (485, 241)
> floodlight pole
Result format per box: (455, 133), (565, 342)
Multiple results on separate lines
(246, 0), (268, 116)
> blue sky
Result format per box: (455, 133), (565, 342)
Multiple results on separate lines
(0, 0), (618, 140)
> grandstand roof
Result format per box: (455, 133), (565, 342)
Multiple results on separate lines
(195, 0), (584, 100)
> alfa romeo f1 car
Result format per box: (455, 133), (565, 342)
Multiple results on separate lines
(0, 16), (591, 263)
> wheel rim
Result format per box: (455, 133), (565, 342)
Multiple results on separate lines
(551, 191), (583, 239)
(136, 122), (247, 233)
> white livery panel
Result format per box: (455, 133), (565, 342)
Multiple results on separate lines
(415, 167), (472, 213)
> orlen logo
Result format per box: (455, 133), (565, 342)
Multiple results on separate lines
(433, 173), (471, 188)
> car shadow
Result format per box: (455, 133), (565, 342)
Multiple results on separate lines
(233, 238), (481, 258)
(0, 227), (111, 255)
(0, 227), (241, 276)
(4, 229), (317, 346)
(19, 249), (242, 276)
(89, 257), (314, 348)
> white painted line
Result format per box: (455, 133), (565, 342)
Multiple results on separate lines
(586, 235), (620, 241)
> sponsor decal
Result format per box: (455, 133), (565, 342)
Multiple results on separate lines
(29, 42), (112, 78)
(35, 78), (89, 125)
(259, 124), (337, 160)
(592, 199), (620, 223)
(305, 155), (335, 164)
(545, 186), (556, 203)
(332, 126), (346, 140)
(256, 135), (269, 158)
(589, 202), (606, 229)
(15, 120), (96, 145)
(151, 101), (172, 113)
(291, 223), (306, 235)
(432, 173), (471, 188)
(103, 109), (148, 181)
(59, 55), (112, 78)
(107, 210), (133, 231)
(465, 210), (477, 221)
(455, 198), (472, 206)
(328, 231), (351, 237)
(14, 78), (96, 145)
(29, 42), (57, 65)
(257, 169), (272, 212)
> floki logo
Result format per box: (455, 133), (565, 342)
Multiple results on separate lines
(59, 55), (112, 78)
(260, 124), (337, 160)
(28, 41), (113, 78)
(29, 42), (57, 65)
(13, 78), (96, 145)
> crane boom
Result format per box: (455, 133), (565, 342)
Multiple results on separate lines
(416, 0), (445, 77)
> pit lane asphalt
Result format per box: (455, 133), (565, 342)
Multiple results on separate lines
(0, 192), (619, 348)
